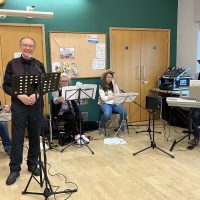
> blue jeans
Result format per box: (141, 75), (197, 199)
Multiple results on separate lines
(0, 122), (11, 151)
(99, 103), (128, 129)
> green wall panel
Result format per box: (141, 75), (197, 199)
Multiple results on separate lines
(0, 0), (178, 121)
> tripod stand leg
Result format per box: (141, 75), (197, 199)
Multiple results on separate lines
(155, 146), (174, 158)
(114, 120), (127, 137)
(22, 160), (77, 198)
(78, 138), (94, 154)
(169, 134), (189, 151)
(133, 146), (152, 156)
(83, 141), (95, 154)
(61, 140), (77, 152)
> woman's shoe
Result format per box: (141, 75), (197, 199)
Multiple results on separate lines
(81, 135), (89, 143)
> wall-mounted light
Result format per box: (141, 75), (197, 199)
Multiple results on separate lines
(0, 8), (54, 18)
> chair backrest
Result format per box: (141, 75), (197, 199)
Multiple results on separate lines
(51, 99), (61, 118)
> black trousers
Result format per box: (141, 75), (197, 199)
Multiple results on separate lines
(192, 108), (200, 139)
(10, 107), (41, 173)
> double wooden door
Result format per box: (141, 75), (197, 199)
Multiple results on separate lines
(110, 28), (169, 121)
(0, 23), (48, 113)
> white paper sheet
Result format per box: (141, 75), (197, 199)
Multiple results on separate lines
(62, 84), (97, 100)
(104, 137), (127, 145)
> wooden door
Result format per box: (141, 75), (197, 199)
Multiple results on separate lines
(0, 24), (48, 113)
(140, 30), (169, 120)
(110, 28), (170, 122)
(110, 29), (141, 122)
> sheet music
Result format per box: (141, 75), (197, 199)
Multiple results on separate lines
(0, 113), (11, 122)
(113, 92), (139, 104)
(62, 84), (97, 100)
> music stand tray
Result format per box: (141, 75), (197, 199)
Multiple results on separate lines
(12, 73), (60, 95)
(113, 92), (139, 104)
(61, 84), (97, 154)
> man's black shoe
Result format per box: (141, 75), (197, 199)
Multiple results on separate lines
(28, 165), (40, 176)
(6, 172), (20, 185)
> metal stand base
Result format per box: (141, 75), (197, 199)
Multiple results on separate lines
(114, 119), (127, 137)
(22, 159), (77, 199)
(136, 113), (161, 134)
(61, 137), (94, 154)
(133, 141), (174, 158)
(133, 110), (174, 158)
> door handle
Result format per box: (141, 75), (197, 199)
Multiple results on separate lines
(136, 66), (140, 80)
(143, 80), (148, 84)
(141, 66), (146, 79)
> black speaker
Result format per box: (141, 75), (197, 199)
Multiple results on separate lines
(146, 95), (162, 110)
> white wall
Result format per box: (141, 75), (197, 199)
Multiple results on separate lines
(177, 0), (199, 75)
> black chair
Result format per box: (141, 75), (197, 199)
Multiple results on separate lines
(50, 100), (65, 139)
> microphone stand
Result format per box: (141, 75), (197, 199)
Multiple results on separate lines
(133, 108), (174, 158)
(133, 101), (161, 135)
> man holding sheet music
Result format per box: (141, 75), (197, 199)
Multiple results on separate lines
(98, 70), (127, 137)
(3, 37), (45, 185)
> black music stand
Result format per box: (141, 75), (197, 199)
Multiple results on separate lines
(12, 73), (77, 199)
(135, 112), (162, 135)
(133, 109), (174, 158)
(60, 84), (96, 154)
(112, 93), (138, 137)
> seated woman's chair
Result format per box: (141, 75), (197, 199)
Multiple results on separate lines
(98, 108), (129, 137)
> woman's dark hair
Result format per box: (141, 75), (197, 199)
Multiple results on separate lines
(101, 72), (114, 92)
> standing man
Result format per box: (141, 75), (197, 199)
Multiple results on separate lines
(3, 37), (45, 185)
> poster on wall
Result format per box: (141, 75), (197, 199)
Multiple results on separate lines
(60, 48), (75, 59)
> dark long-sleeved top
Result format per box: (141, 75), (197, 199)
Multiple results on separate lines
(3, 56), (45, 112)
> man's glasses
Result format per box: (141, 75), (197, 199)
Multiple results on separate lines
(20, 43), (35, 49)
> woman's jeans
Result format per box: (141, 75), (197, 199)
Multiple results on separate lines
(0, 122), (11, 151)
(99, 103), (127, 129)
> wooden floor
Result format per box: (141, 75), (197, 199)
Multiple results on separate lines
(1, 121), (200, 200)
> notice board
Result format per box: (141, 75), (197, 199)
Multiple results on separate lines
(49, 32), (106, 78)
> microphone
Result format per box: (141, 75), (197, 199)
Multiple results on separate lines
(58, 89), (62, 97)
(118, 85), (125, 93)
(35, 63), (43, 74)
(29, 55), (43, 74)
(120, 88), (125, 93)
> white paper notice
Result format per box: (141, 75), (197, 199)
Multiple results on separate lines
(92, 58), (105, 70)
(87, 35), (98, 43)
(96, 43), (105, 59)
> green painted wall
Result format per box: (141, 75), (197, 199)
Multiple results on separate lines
(0, 0), (178, 120)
